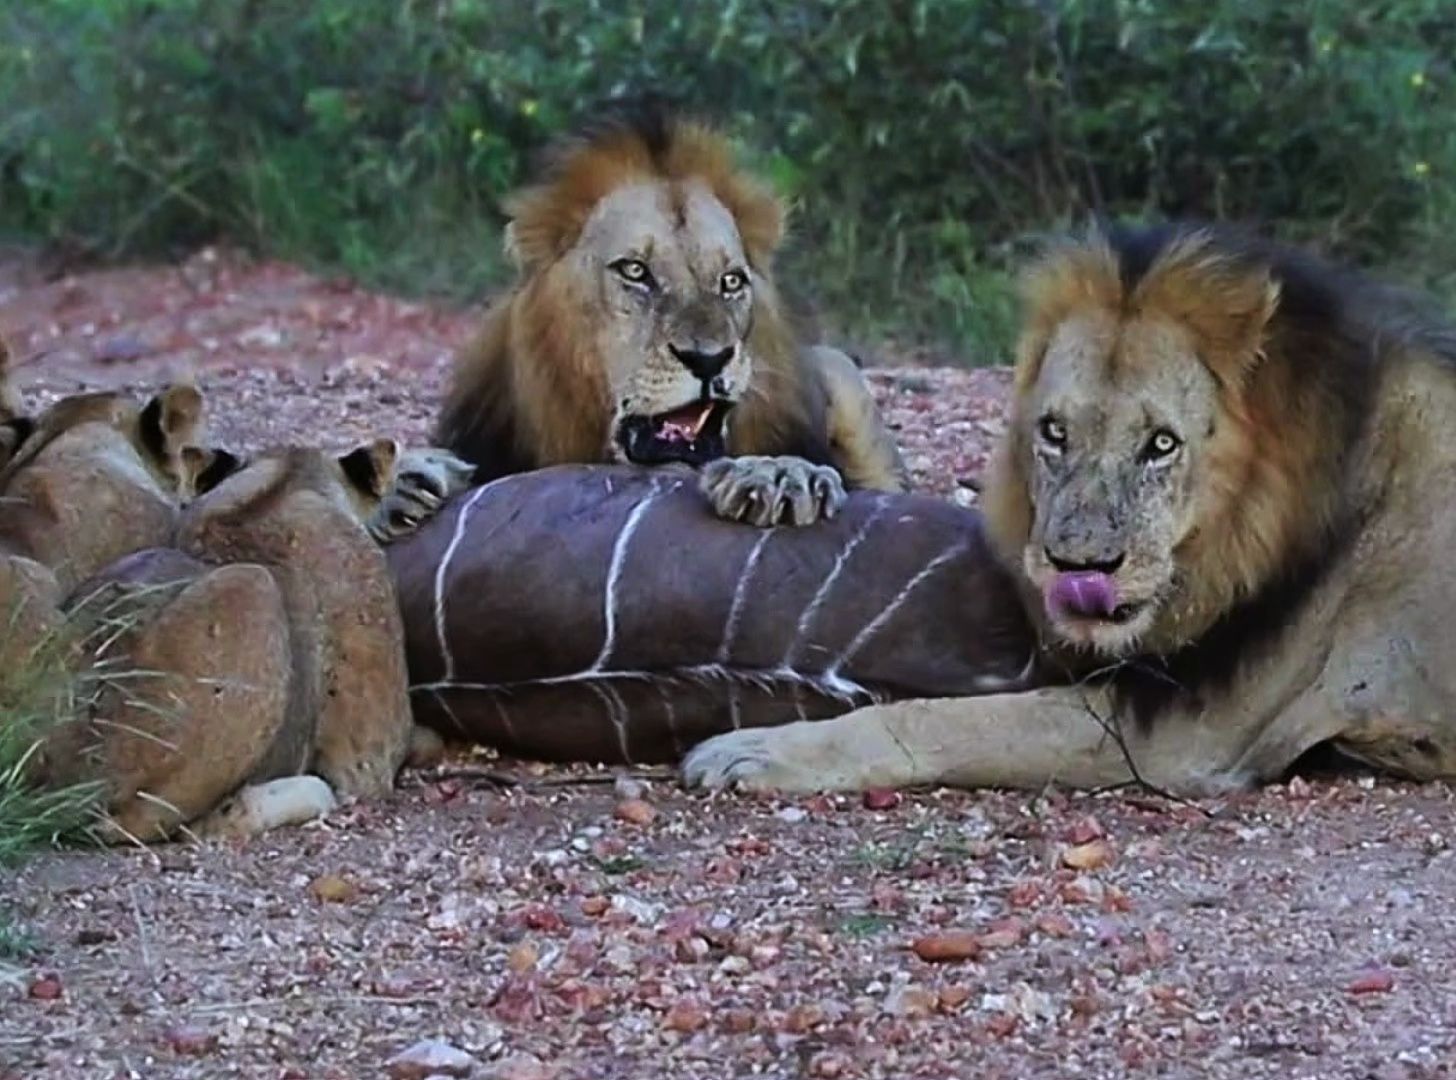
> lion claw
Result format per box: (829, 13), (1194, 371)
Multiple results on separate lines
(699, 455), (846, 528)
(368, 447), (477, 544)
(680, 724), (868, 793)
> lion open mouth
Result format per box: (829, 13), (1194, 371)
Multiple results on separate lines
(616, 399), (733, 467)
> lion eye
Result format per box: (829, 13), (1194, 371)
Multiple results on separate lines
(611, 258), (653, 286)
(1037, 416), (1067, 449)
(1144, 429), (1182, 460)
(720, 269), (748, 296)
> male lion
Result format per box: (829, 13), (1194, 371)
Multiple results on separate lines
(684, 222), (1456, 795)
(430, 99), (906, 528)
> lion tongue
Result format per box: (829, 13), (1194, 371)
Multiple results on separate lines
(657, 403), (713, 444)
(1045, 571), (1118, 618)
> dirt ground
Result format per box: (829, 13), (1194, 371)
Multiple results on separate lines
(2, 248), (1453, 1080)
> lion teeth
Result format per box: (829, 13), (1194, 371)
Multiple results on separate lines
(688, 403), (714, 437)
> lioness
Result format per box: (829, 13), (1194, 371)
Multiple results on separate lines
(429, 99), (906, 528)
(685, 222), (1456, 795)
(0, 358), (456, 840)
(31, 435), (439, 842)
(0, 378), (204, 594)
(0, 363), (208, 677)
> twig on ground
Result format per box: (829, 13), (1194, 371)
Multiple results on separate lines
(128, 884), (155, 981)
(423, 765), (674, 789)
(187, 994), (440, 1015)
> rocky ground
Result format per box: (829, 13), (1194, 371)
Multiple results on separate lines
(1, 247), (1452, 1080)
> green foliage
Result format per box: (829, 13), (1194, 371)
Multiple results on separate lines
(2, 0), (1454, 360)
(837, 912), (897, 938)
(0, 917), (38, 961)
(0, 596), (105, 960)
(0, 610), (101, 867)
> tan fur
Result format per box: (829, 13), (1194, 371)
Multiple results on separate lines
(0, 383), (203, 594)
(0, 373), (436, 841)
(435, 104), (905, 525)
(0, 378), (206, 691)
(174, 443), (414, 800)
(683, 223), (1456, 797)
(32, 438), (423, 843)
(46, 557), (295, 843)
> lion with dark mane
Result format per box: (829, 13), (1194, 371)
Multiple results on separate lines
(430, 99), (906, 528)
(685, 221), (1456, 794)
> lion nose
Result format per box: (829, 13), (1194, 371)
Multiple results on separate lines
(669, 343), (735, 381)
(1045, 547), (1126, 575)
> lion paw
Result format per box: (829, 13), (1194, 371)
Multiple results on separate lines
(194, 776), (337, 839)
(368, 447), (476, 544)
(699, 455), (846, 528)
(681, 723), (876, 794)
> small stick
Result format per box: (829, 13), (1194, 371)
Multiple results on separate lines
(187, 994), (439, 1015)
(423, 765), (674, 789)
(128, 884), (155, 981)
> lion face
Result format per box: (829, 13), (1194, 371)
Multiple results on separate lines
(570, 180), (756, 468)
(1010, 310), (1224, 655)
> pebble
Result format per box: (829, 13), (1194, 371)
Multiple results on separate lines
(1061, 839), (1115, 871)
(613, 775), (647, 800)
(613, 798), (657, 826)
(911, 930), (982, 963)
(385, 1038), (479, 1079)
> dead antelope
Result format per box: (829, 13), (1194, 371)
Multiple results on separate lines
(386, 464), (1047, 764)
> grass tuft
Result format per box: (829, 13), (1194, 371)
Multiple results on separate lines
(0, 589), (110, 957)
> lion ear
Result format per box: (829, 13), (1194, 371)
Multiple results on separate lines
(731, 183), (788, 270)
(338, 438), (399, 498)
(140, 382), (206, 462)
(180, 445), (245, 498)
(1131, 235), (1281, 387)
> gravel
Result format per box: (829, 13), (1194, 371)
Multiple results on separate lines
(2, 247), (1450, 1079)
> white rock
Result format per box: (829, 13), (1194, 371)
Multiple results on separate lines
(609, 894), (664, 925)
(613, 775), (647, 800)
(385, 1038), (478, 1079)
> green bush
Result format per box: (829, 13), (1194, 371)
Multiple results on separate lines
(0, 609), (102, 858)
(0, 600), (104, 961)
(2, 0), (1453, 361)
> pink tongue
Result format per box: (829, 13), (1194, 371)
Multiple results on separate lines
(1045, 571), (1118, 618)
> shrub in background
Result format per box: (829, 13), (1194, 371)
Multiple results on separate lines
(1, 0), (1452, 362)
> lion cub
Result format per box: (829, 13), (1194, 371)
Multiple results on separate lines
(40, 439), (433, 842)
(0, 346), (461, 841)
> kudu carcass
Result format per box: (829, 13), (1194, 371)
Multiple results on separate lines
(386, 464), (1049, 765)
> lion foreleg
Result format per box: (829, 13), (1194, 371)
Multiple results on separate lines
(699, 454), (847, 527)
(806, 345), (908, 494)
(682, 687), (1157, 794)
(192, 775), (337, 839)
